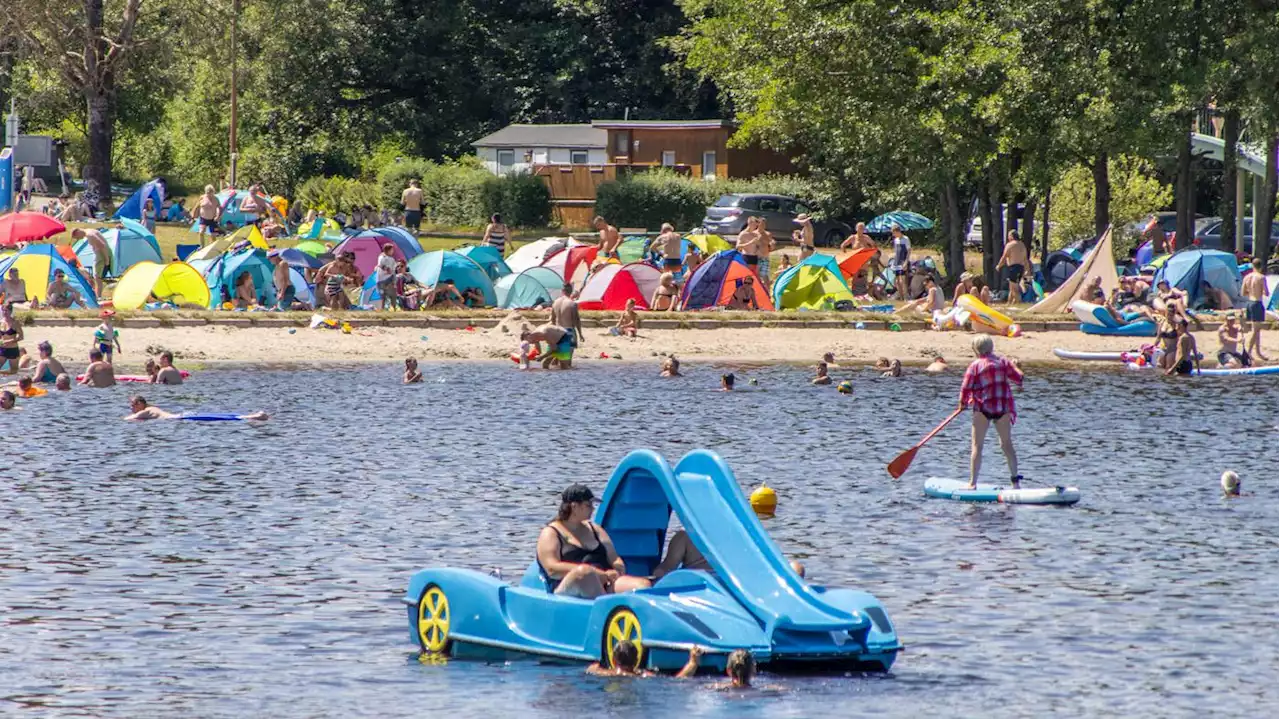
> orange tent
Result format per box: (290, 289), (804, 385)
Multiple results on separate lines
(837, 248), (878, 282)
(680, 250), (775, 310)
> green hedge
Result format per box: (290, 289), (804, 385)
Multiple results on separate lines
(481, 171), (552, 228)
(593, 169), (841, 231)
(294, 176), (380, 215)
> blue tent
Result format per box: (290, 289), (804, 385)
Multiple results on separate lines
(74, 220), (163, 277)
(112, 179), (165, 222)
(187, 190), (259, 232)
(1152, 248), (1241, 308)
(456, 245), (512, 281)
(286, 266), (315, 308)
(362, 250), (496, 305)
(270, 247), (324, 270)
(368, 227), (424, 260)
(494, 266), (562, 309)
(0, 244), (99, 308)
(194, 249), (276, 307)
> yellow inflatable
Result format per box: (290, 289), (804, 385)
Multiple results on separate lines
(956, 295), (1017, 336)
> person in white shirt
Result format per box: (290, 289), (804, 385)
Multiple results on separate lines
(375, 243), (400, 310)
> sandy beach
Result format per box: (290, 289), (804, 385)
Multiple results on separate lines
(16, 317), (1276, 369)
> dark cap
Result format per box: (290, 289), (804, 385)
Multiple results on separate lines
(562, 484), (594, 504)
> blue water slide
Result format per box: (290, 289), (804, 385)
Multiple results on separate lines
(666, 450), (863, 635)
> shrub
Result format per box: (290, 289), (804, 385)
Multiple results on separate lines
(294, 176), (380, 215)
(376, 156), (492, 226)
(1049, 155), (1174, 253)
(481, 171), (552, 228)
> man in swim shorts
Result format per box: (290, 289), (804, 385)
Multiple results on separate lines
(1241, 258), (1269, 362)
(656, 223), (683, 272)
(72, 228), (112, 297)
(550, 284), (584, 358)
(1216, 313), (1250, 368)
(995, 230), (1028, 305)
(522, 324), (575, 369)
(594, 216), (621, 260)
(959, 334), (1023, 490)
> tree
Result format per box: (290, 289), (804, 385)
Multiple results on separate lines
(5, 0), (148, 209)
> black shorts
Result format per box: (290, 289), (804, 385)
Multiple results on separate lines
(979, 409), (1005, 421)
(1245, 301), (1265, 323)
(744, 255), (760, 266)
(199, 217), (218, 231)
(1174, 359), (1194, 375)
(405, 210), (422, 229)
(664, 258), (682, 270)
(1, 346), (18, 360)
(1006, 264), (1025, 283)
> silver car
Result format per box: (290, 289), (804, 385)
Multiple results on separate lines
(701, 194), (851, 247)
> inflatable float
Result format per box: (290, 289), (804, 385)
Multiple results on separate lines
(924, 477), (1081, 505)
(403, 449), (901, 672)
(1072, 300), (1156, 337)
(956, 295), (1019, 336)
(1052, 348), (1127, 361)
(1125, 362), (1278, 376)
(179, 413), (255, 421)
(76, 370), (191, 383)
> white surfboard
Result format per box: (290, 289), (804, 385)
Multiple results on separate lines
(1052, 348), (1126, 361)
(924, 477), (1081, 505)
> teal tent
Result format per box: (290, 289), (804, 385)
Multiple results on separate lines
(456, 245), (512, 280)
(74, 219), (163, 277)
(494, 267), (563, 309)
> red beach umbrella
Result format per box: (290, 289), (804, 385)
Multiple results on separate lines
(0, 212), (66, 247)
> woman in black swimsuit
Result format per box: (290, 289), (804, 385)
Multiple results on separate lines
(0, 302), (23, 375)
(536, 484), (652, 598)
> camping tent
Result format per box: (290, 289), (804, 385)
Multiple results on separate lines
(195, 249), (276, 307)
(456, 245), (512, 280)
(679, 250), (775, 311)
(368, 226), (423, 260)
(685, 234), (733, 255)
(392, 250), (496, 305)
(835, 248), (878, 283)
(1152, 248), (1242, 308)
(294, 240), (330, 257)
(286, 267), (315, 308)
(186, 225), (267, 263)
(334, 232), (407, 278)
(540, 245), (598, 288)
(111, 261), (211, 309)
(74, 220), (163, 277)
(618, 237), (652, 264)
(0, 244), (98, 307)
(298, 216), (345, 241)
(495, 267), (563, 309)
(577, 263), (662, 310)
(270, 247), (324, 270)
(771, 254), (855, 310)
(187, 190), (261, 231)
(1029, 228), (1119, 314)
(112, 179), (165, 222)
(506, 237), (584, 274)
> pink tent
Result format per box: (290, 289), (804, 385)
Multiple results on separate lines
(577, 263), (662, 310)
(333, 233), (406, 277)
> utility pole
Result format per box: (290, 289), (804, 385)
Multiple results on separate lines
(228, 0), (240, 188)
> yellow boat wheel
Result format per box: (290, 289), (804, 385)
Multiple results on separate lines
(603, 608), (644, 670)
(416, 584), (451, 654)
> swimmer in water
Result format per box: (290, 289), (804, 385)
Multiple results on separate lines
(155, 351), (184, 385)
(124, 395), (269, 421)
(404, 358), (423, 383)
(721, 373), (735, 391)
(872, 357), (891, 371)
(1221, 470), (1241, 497)
(660, 356), (682, 377)
(0, 389), (17, 409)
(822, 352), (837, 367)
(79, 349), (116, 387)
(925, 355), (948, 373)
(812, 362), (832, 385)
(882, 359), (902, 378)
(54, 373), (71, 391)
(585, 640), (654, 677)
(677, 647), (770, 689)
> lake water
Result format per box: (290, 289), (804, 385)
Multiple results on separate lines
(2, 362), (1276, 718)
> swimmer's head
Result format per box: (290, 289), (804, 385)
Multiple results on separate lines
(1221, 470), (1241, 496)
(405, 357), (418, 369)
(721, 373), (735, 390)
(128, 395), (148, 412)
(890, 359), (902, 375)
(145, 358), (158, 373)
(0, 390), (14, 410)
(611, 639), (640, 671)
(822, 352), (835, 364)
(55, 374), (71, 391)
(725, 649), (755, 686)
(89, 349), (104, 362)
(160, 351), (174, 365)
(17, 375), (32, 390)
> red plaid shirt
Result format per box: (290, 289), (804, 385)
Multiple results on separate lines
(960, 354), (1023, 423)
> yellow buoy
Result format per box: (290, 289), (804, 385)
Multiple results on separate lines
(750, 484), (777, 517)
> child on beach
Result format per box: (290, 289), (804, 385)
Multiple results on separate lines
(515, 340), (541, 370)
(615, 299), (640, 337)
(93, 310), (121, 363)
(404, 358), (423, 383)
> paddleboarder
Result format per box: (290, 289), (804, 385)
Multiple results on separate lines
(958, 335), (1023, 490)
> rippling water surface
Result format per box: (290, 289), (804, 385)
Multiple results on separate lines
(2, 361), (1276, 718)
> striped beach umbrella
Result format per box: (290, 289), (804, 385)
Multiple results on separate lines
(865, 211), (934, 233)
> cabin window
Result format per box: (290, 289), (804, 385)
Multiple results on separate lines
(615, 132), (631, 155)
(570, 150), (589, 165)
(497, 149), (515, 173)
(702, 151), (716, 179)
(661, 150), (676, 167)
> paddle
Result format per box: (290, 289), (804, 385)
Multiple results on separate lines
(887, 407), (965, 479)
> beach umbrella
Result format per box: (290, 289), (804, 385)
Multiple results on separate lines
(0, 212), (66, 247)
(865, 211), (933, 233)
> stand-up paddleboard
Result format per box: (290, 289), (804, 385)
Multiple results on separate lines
(1052, 348), (1127, 361)
(924, 477), (1081, 505)
(1125, 362), (1278, 376)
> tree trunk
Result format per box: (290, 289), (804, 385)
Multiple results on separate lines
(1021, 198), (1036, 252)
(1006, 193), (1020, 243)
(1041, 188), (1051, 262)
(84, 90), (114, 213)
(978, 177), (996, 287)
(1257, 133), (1279, 265)
(1175, 125), (1194, 251)
(1091, 153), (1110, 238)
(1220, 109), (1240, 252)
(942, 179), (965, 288)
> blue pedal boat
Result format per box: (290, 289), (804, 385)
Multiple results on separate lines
(403, 449), (901, 672)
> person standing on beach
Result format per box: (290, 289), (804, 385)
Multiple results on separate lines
(551, 283), (585, 357)
(402, 180), (424, 235)
(1143, 215), (1166, 256)
(595, 216), (621, 260)
(959, 335), (1023, 490)
(240, 183), (269, 226)
(889, 224), (912, 300)
(656, 223), (683, 273)
(195, 185), (223, 242)
(736, 217), (764, 275)
(793, 214), (815, 260)
(995, 230), (1028, 305)
(72, 228), (112, 297)
(1241, 259), (1269, 362)
(375, 243), (399, 311)
(482, 214), (509, 256)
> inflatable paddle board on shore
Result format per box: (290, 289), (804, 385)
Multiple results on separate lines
(1052, 348), (1127, 361)
(1125, 362), (1278, 376)
(924, 477), (1081, 505)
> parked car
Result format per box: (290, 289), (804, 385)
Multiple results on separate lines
(700, 194), (852, 247)
(1193, 217), (1279, 254)
(965, 203), (1041, 247)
